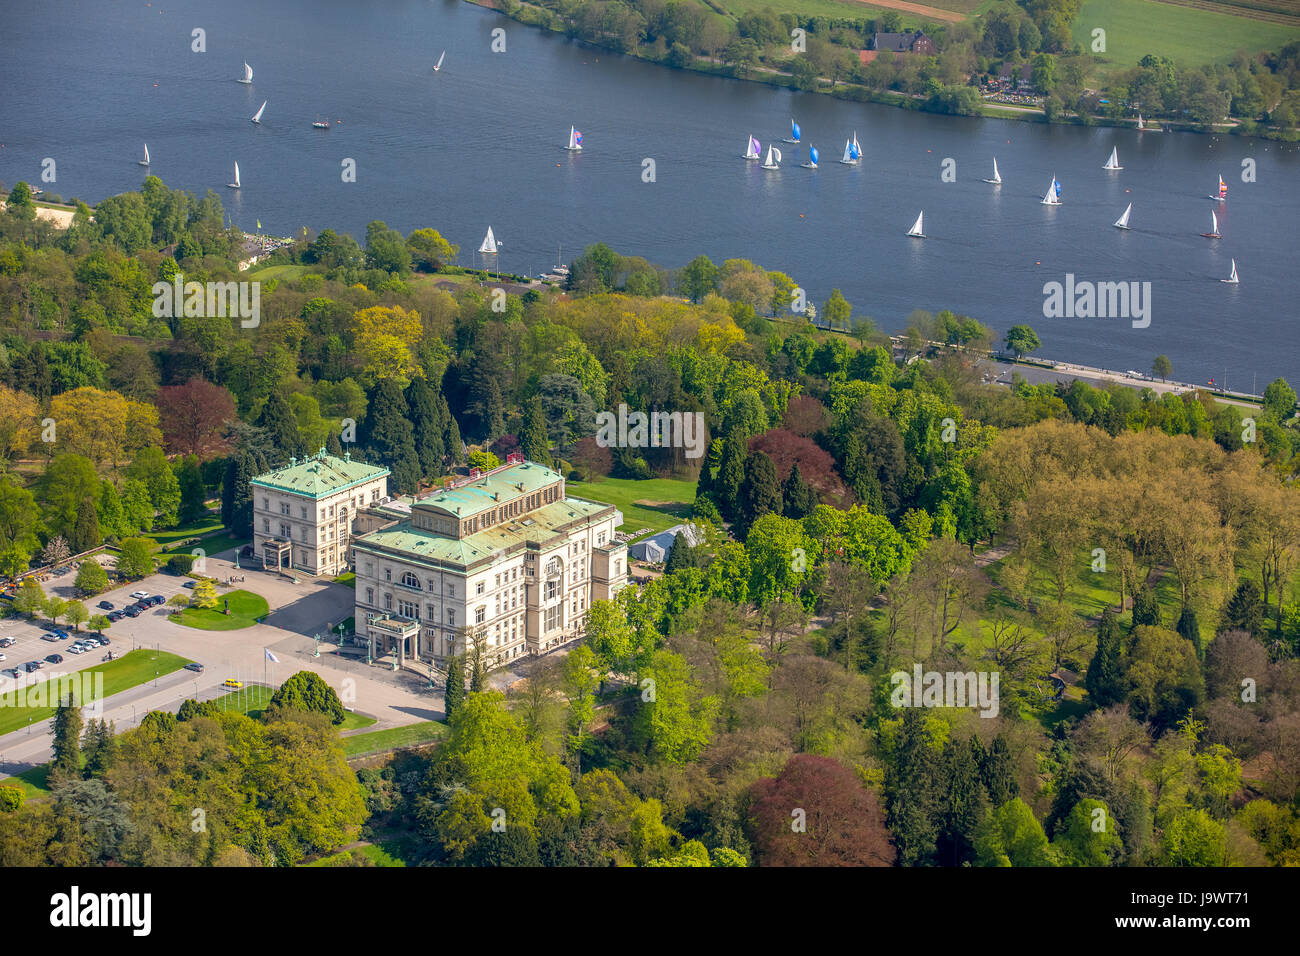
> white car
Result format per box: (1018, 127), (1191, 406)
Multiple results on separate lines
(66, 646), (82, 655)
(0, 653), (5, 661)
(130, 590), (150, 600)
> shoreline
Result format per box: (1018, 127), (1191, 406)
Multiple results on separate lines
(462, 0), (1284, 140)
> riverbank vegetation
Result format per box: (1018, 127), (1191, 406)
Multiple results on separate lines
(1, 175), (1299, 866)
(468, 0), (1300, 136)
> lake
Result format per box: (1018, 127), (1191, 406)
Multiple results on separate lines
(2, 0), (1297, 386)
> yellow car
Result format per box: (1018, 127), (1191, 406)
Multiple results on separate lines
(223, 678), (243, 689)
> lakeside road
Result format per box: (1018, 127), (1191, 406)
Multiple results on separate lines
(977, 357), (1261, 409)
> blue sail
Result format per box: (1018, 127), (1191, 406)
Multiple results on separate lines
(849, 141), (860, 160)
(1054, 179), (1061, 196)
(808, 145), (819, 165)
(791, 120), (801, 141)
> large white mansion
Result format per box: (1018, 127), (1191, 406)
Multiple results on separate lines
(250, 451), (629, 670)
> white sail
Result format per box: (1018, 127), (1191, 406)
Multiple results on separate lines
(1103, 147), (1122, 170)
(139, 143), (150, 166)
(984, 157), (1001, 184)
(1041, 175), (1061, 205)
(744, 135), (760, 160)
(1211, 210), (1219, 234)
(1222, 258), (1238, 284)
(761, 144), (781, 169)
(907, 211), (925, 238)
(240, 61), (253, 83)
(838, 137), (858, 165)
(479, 227), (498, 255)
(434, 50), (445, 71)
(252, 100), (266, 123)
(1114, 202), (1132, 229)
(1137, 114), (1144, 129)
(566, 125), (583, 150)
(227, 161), (240, 189)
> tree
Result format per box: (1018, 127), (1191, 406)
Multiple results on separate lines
(1052, 798), (1124, 866)
(1262, 378), (1296, 421)
(1175, 604), (1201, 657)
(268, 671), (346, 724)
(88, 615), (111, 635)
(1158, 808), (1228, 866)
(5, 181), (36, 220)
(1126, 625), (1204, 731)
(76, 558), (110, 598)
(51, 696), (84, 776)
(125, 446), (181, 528)
(444, 655), (466, 720)
(40, 535), (72, 568)
(634, 649), (718, 764)
(678, 255), (719, 303)
(176, 455), (206, 524)
(406, 227), (457, 271)
(561, 645), (598, 768)
(362, 379), (421, 494)
(70, 497), (100, 554)
(736, 451), (780, 537)
(1131, 586), (1161, 629)
(189, 577), (218, 609)
(1151, 354), (1173, 382)
(65, 601), (89, 632)
(156, 377), (236, 459)
(115, 537), (156, 579)
(15, 577), (44, 618)
(714, 430), (747, 522)
(519, 395), (553, 468)
(1220, 579), (1263, 636)
(822, 289), (852, 331)
(1085, 609), (1127, 707)
(781, 463), (817, 519)
(748, 755), (895, 866)
(1004, 325), (1041, 359)
(255, 391), (304, 460)
(405, 378), (446, 478)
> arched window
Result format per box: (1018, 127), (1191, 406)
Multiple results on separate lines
(400, 571), (419, 589)
(546, 556), (562, 576)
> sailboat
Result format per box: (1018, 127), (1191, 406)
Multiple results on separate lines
(743, 135), (761, 160)
(1138, 114), (1162, 133)
(760, 144), (782, 170)
(433, 50), (445, 72)
(906, 211), (926, 238)
(783, 119), (801, 144)
(1041, 175), (1062, 205)
(1209, 175), (1227, 201)
(1220, 258), (1239, 284)
(838, 132), (860, 165)
(138, 143), (150, 167)
(251, 100), (266, 124)
(312, 116), (330, 129)
(1200, 210), (1221, 238)
(565, 126), (583, 151)
(227, 162), (241, 189)
(238, 61), (253, 84)
(801, 144), (819, 169)
(1103, 146), (1122, 170)
(479, 227), (499, 255)
(982, 157), (1001, 185)
(1113, 202), (1132, 230)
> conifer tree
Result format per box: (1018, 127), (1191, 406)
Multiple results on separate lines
(1175, 604), (1201, 657)
(51, 695), (84, 776)
(737, 451), (780, 537)
(71, 495), (100, 554)
(363, 379), (421, 493)
(520, 395), (553, 468)
(696, 438), (721, 499)
(444, 655), (466, 720)
(1131, 586), (1161, 630)
(405, 377), (445, 478)
(715, 431), (747, 522)
(664, 531), (697, 572)
(1220, 580), (1263, 636)
(780, 463), (818, 519)
(256, 391), (304, 460)
(1085, 608), (1126, 707)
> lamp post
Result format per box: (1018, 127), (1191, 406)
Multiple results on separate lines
(337, 622), (345, 647)
(428, 662), (435, 689)
(313, 633), (320, 658)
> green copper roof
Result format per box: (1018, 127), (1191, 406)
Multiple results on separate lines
(415, 461), (561, 519)
(251, 450), (389, 499)
(353, 498), (612, 571)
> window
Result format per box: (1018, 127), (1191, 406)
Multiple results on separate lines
(263, 518), (270, 532)
(598, 532), (606, 546)
(448, 583), (455, 598)
(400, 571), (419, 589)
(399, 600), (417, 619)
(476, 581), (485, 595)
(476, 606), (486, 625)
(447, 609), (456, 627)
(428, 604), (437, 619)
(544, 605), (561, 632)
(301, 506), (308, 519)
(385, 568), (392, 582)
(384, 593), (393, 611)
(545, 579), (559, 601)
(546, 557), (561, 576)
(365, 587), (374, 605)
(366, 562), (373, 576)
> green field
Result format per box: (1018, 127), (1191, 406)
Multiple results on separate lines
(0, 649), (191, 736)
(306, 841), (409, 866)
(713, 0), (980, 23)
(342, 720), (447, 757)
(5, 764), (53, 800)
(1075, 0), (1300, 81)
(205, 684), (375, 729)
(169, 589), (270, 631)
(566, 477), (697, 538)
(246, 264), (309, 281)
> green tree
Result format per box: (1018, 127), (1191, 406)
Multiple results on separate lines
(822, 289), (852, 331)
(1220, 579), (1263, 636)
(268, 671), (346, 724)
(1004, 325), (1041, 359)
(1158, 808), (1228, 866)
(1052, 798), (1124, 866)
(115, 537), (156, 579)
(737, 451), (780, 537)
(52, 696), (84, 776)
(1262, 378), (1296, 421)
(1085, 608), (1126, 707)
(678, 255), (719, 303)
(255, 391), (304, 460)
(75, 559), (109, 596)
(781, 464), (817, 519)
(634, 649), (718, 764)
(362, 379), (421, 494)
(70, 496), (100, 554)
(65, 601), (89, 632)
(715, 430), (747, 522)
(15, 577), (44, 617)
(519, 395), (553, 468)
(175, 455), (206, 524)
(1175, 604), (1201, 657)
(1151, 354), (1173, 382)
(1131, 586), (1161, 629)
(975, 797), (1055, 866)
(561, 645), (598, 767)
(444, 655), (466, 720)
(5, 182), (37, 220)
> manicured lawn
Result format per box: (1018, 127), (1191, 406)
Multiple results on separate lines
(0, 649), (191, 736)
(169, 589), (269, 630)
(6, 764), (53, 801)
(341, 710), (377, 731)
(334, 572), (356, 586)
(342, 720), (447, 757)
(305, 842), (408, 866)
(208, 683), (275, 716)
(1074, 0), (1300, 82)
(247, 264), (309, 281)
(566, 477), (696, 538)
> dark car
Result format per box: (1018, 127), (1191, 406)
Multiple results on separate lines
(0, 637), (16, 648)
(182, 581), (196, 589)
(45, 653), (63, 664)
(23, 661), (41, 672)
(97, 636), (110, 645)
(107, 610), (123, 622)
(123, 607), (140, 618)
(97, 601), (114, 610)
(184, 662), (204, 673)
(148, 595), (165, 607)
(1, 668), (19, 679)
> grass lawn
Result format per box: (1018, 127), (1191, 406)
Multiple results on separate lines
(342, 720), (447, 757)
(159, 531), (247, 559)
(149, 513), (223, 549)
(341, 710), (377, 731)
(169, 589), (270, 631)
(247, 264), (310, 281)
(1074, 0), (1300, 83)
(566, 477), (696, 538)
(208, 683), (275, 716)
(716, 0), (980, 24)
(333, 572), (355, 586)
(306, 841), (408, 866)
(0, 649), (191, 736)
(6, 764), (53, 801)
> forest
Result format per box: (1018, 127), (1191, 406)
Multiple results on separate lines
(0, 173), (1298, 866)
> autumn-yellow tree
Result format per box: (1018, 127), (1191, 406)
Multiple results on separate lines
(50, 387), (162, 469)
(350, 305), (423, 387)
(0, 385), (40, 465)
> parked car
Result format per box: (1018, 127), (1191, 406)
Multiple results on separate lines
(53, 630), (69, 640)
(182, 581), (197, 589)
(130, 590), (150, 600)
(107, 611), (123, 622)
(223, 678), (242, 689)
(66, 645), (83, 655)
(41, 634), (59, 642)
(184, 662), (204, 673)
(0, 637), (15, 647)
(97, 636), (111, 645)
(149, 595), (166, 606)
(0, 652), (5, 662)
(45, 654), (63, 664)
(1, 668), (19, 679)
(124, 607), (140, 618)
(97, 601), (114, 610)
(24, 661), (42, 672)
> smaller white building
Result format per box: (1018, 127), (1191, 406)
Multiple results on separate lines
(628, 523), (703, 563)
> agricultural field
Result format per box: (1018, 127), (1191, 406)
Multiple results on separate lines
(1075, 0), (1300, 81)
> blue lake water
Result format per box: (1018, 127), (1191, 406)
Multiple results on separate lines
(2, 0), (1298, 386)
